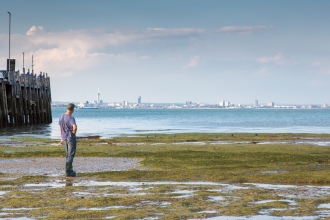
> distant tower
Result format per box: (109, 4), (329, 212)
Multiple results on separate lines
(219, 100), (225, 107)
(138, 96), (141, 104)
(254, 100), (258, 107)
(97, 88), (100, 104)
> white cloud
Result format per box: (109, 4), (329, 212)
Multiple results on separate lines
(26, 26), (47, 35)
(186, 56), (199, 67)
(146, 26), (272, 35)
(256, 53), (282, 63)
(0, 24), (274, 77)
(217, 25), (273, 34)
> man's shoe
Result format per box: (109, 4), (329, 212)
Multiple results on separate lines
(65, 162), (70, 176)
(66, 162), (76, 177)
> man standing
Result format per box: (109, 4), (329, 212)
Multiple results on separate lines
(59, 103), (77, 177)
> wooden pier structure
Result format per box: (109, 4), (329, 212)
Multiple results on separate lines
(0, 59), (52, 127)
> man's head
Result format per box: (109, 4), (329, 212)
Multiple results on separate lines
(67, 103), (75, 113)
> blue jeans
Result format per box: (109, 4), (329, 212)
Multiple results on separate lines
(64, 138), (76, 163)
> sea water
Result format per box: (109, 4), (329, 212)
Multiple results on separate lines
(1, 108), (330, 139)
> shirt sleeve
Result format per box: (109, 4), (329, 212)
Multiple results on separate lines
(71, 116), (76, 125)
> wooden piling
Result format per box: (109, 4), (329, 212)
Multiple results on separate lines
(0, 67), (52, 128)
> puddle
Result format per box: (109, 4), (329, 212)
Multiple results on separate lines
(317, 209), (330, 217)
(172, 142), (206, 145)
(259, 170), (287, 174)
(140, 201), (171, 207)
(245, 183), (297, 189)
(197, 210), (217, 214)
(24, 182), (66, 188)
(258, 141), (290, 145)
(78, 206), (129, 210)
(254, 199), (297, 206)
(208, 196), (226, 201)
(210, 141), (250, 145)
(318, 203), (330, 209)
(73, 192), (92, 196)
(105, 217), (116, 219)
(115, 143), (145, 146)
(0, 191), (8, 196)
(2, 208), (39, 211)
(0, 213), (10, 216)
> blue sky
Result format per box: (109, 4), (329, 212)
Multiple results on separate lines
(0, 0), (329, 104)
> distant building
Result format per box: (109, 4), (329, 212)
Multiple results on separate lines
(225, 101), (230, 107)
(254, 100), (258, 107)
(138, 96), (141, 104)
(219, 100), (225, 107)
(322, 103), (328, 109)
(267, 102), (274, 108)
(123, 101), (129, 107)
(186, 101), (192, 105)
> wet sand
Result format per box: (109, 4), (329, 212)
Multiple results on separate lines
(0, 157), (141, 176)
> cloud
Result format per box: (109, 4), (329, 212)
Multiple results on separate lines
(26, 26), (47, 35)
(186, 56), (199, 67)
(147, 25), (272, 35)
(217, 25), (273, 34)
(256, 53), (282, 63)
(0, 24), (273, 77)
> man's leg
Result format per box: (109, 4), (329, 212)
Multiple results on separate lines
(65, 138), (77, 177)
(64, 140), (70, 176)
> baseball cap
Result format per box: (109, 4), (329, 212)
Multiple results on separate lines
(67, 103), (75, 110)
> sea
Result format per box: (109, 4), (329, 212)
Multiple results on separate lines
(1, 108), (330, 139)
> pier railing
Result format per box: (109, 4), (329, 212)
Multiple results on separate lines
(0, 69), (52, 127)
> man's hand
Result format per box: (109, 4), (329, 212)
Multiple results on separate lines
(60, 140), (64, 145)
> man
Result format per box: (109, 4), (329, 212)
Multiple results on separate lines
(59, 103), (77, 177)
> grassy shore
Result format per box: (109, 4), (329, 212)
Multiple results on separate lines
(1, 133), (330, 219)
(2, 133), (330, 184)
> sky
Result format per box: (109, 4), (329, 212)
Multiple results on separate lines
(0, 0), (329, 105)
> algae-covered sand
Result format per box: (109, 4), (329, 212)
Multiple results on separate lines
(1, 133), (330, 219)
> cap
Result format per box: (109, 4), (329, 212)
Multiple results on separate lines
(67, 103), (75, 110)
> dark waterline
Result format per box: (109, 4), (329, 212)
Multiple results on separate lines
(1, 108), (330, 139)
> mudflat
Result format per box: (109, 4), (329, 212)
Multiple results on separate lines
(1, 133), (330, 219)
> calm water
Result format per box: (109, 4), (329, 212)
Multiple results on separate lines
(1, 108), (330, 139)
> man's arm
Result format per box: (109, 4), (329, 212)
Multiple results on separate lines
(72, 124), (77, 134)
(59, 125), (64, 145)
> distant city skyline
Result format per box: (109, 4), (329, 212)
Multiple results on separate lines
(1, 1), (330, 104)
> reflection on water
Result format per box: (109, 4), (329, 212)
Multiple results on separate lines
(1, 123), (52, 138)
